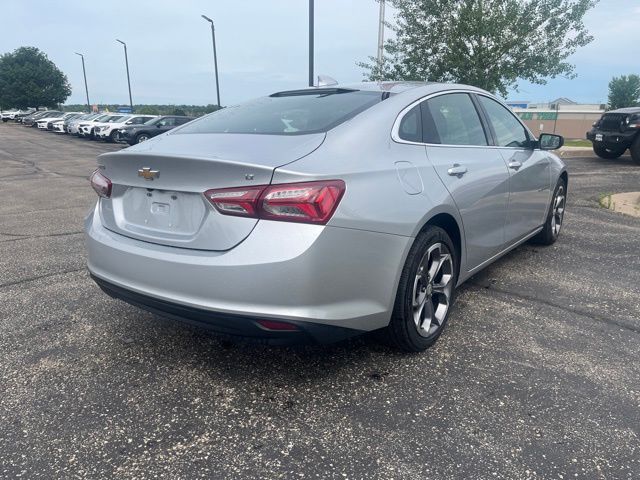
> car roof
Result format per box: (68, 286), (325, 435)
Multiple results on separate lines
(273, 81), (492, 100)
(608, 107), (640, 114)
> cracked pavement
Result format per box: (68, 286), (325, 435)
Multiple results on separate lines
(1, 124), (639, 479)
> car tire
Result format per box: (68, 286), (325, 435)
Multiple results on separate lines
(593, 143), (625, 159)
(384, 226), (458, 352)
(135, 133), (150, 144)
(630, 136), (640, 165)
(108, 130), (119, 143)
(532, 178), (567, 246)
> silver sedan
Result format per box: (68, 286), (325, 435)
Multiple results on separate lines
(85, 82), (567, 351)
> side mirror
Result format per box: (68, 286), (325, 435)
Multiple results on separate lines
(539, 133), (564, 151)
(125, 121), (132, 125)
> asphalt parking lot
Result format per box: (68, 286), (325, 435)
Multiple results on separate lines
(1, 124), (639, 479)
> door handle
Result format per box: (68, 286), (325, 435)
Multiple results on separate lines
(508, 161), (522, 170)
(447, 165), (468, 177)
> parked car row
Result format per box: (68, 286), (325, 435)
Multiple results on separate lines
(1, 108), (194, 145)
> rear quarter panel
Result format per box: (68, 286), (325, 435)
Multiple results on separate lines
(271, 92), (468, 276)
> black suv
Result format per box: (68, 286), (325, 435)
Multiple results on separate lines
(119, 115), (193, 145)
(587, 107), (640, 163)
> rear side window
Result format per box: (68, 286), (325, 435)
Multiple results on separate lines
(477, 96), (529, 147)
(157, 118), (176, 127)
(424, 93), (488, 146)
(177, 89), (384, 135)
(398, 105), (422, 142)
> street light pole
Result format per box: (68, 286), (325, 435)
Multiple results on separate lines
(74, 52), (91, 113)
(201, 15), (221, 107)
(116, 39), (134, 113)
(308, 0), (314, 86)
(377, 0), (385, 65)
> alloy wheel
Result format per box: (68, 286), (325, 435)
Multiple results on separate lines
(412, 242), (454, 337)
(551, 185), (565, 237)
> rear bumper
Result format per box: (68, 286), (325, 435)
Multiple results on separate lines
(92, 274), (359, 344)
(85, 205), (411, 342)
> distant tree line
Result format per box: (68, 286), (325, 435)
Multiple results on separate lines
(61, 104), (222, 117)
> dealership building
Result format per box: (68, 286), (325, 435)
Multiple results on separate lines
(506, 98), (605, 140)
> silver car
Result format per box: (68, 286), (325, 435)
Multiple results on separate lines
(85, 82), (567, 351)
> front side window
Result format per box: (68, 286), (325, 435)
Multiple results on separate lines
(477, 96), (529, 148)
(424, 93), (488, 146)
(177, 89), (384, 135)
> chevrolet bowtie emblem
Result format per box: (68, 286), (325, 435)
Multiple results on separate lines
(138, 167), (159, 180)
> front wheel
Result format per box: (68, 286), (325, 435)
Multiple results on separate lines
(108, 130), (119, 143)
(532, 178), (566, 245)
(384, 226), (457, 352)
(593, 143), (625, 159)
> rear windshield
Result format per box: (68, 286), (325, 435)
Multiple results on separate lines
(177, 89), (384, 135)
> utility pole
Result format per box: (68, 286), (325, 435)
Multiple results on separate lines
(116, 39), (134, 113)
(309, 0), (314, 86)
(201, 15), (221, 107)
(377, 0), (385, 65)
(74, 52), (91, 113)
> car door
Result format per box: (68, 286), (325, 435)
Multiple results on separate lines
(422, 92), (511, 271)
(475, 95), (551, 243)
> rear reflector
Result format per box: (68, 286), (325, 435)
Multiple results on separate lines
(256, 319), (300, 331)
(90, 170), (112, 198)
(204, 180), (345, 225)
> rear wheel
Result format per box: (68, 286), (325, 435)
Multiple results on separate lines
(630, 136), (640, 165)
(532, 178), (566, 245)
(384, 226), (457, 352)
(593, 143), (625, 159)
(135, 133), (150, 144)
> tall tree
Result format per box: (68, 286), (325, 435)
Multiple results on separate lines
(607, 75), (640, 110)
(360, 0), (597, 97)
(0, 47), (71, 109)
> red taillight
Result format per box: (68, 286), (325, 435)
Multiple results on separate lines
(203, 185), (264, 217)
(256, 319), (299, 331)
(90, 170), (112, 198)
(204, 180), (345, 225)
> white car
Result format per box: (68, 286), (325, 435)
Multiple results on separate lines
(78, 115), (127, 139)
(95, 115), (157, 142)
(36, 112), (74, 130)
(1, 110), (18, 121)
(67, 113), (102, 134)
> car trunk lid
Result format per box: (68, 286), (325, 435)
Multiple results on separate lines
(96, 132), (325, 250)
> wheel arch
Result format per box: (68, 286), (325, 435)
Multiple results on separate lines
(559, 169), (568, 188)
(418, 211), (464, 281)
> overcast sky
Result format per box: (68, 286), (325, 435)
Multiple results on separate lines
(1, 0), (637, 106)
